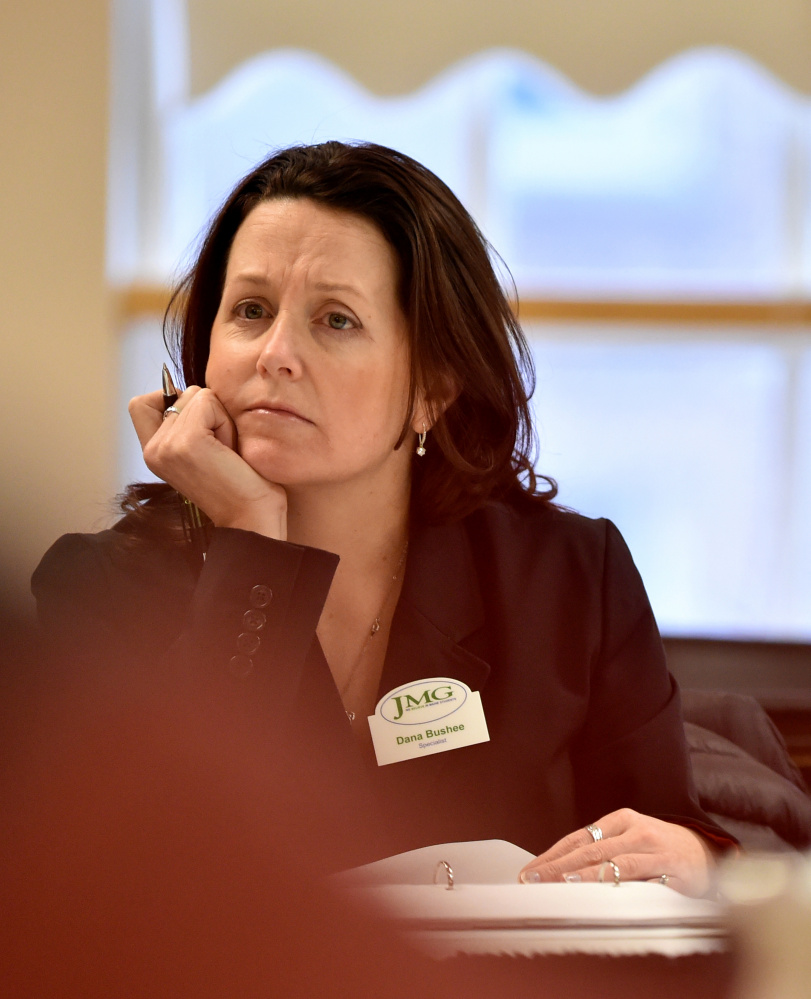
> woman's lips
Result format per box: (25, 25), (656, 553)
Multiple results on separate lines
(243, 404), (312, 424)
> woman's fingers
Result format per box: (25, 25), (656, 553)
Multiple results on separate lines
(520, 833), (638, 884)
(522, 845), (657, 885)
(183, 386), (236, 450)
(518, 810), (715, 898)
(128, 389), (166, 449)
(154, 385), (233, 444)
(131, 385), (288, 538)
(139, 387), (240, 494)
(526, 820), (616, 867)
(129, 386), (204, 449)
(520, 807), (636, 874)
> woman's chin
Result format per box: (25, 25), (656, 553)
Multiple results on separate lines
(237, 443), (303, 486)
(237, 438), (408, 495)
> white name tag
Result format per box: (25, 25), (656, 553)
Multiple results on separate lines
(368, 676), (490, 766)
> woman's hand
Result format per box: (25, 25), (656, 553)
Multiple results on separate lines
(518, 808), (716, 898)
(129, 386), (288, 540)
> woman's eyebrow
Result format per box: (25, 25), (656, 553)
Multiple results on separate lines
(225, 274), (369, 301)
(313, 280), (369, 301)
(225, 272), (269, 287)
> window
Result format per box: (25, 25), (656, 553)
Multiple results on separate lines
(111, 19), (811, 639)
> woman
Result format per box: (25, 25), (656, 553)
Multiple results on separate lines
(34, 141), (730, 893)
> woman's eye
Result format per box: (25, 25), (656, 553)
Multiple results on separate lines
(326, 312), (354, 330)
(239, 302), (265, 320)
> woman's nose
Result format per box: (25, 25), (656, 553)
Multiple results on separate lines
(256, 311), (303, 378)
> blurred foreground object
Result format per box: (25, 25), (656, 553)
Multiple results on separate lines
(682, 690), (811, 851)
(722, 854), (811, 999)
(0, 569), (738, 996)
(0, 638), (425, 998)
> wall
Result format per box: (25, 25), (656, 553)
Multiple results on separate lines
(188, 0), (811, 97)
(2, 0), (809, 611)
(0, 2), (113, 611)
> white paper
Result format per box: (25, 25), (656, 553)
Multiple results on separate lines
(355, 882), (723, 930)
(333, 839), (727, 957)
(335, 839), (534, 886)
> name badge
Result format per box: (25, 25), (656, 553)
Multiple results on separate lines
(367, 677), (490, 766)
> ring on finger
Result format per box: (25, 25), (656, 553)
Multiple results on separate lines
(598, 859), (621, 886)
(585, 823), (603, 843)
(163, 406), (181, 419)
(659, 873), (669, 886)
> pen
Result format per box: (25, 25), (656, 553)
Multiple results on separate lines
(161, 364), (209, 561)
(161, 363), (178, 410)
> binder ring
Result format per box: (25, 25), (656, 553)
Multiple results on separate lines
(598, 859), (621, 886)
(434, 860), (454, 890)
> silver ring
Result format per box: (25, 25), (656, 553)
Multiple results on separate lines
(585, 823), (603, 843)
(163, 406), (181, 419)
(659, 873), (669, 886)
(433, 860), (454, 891)
(598, 860), (621, 886)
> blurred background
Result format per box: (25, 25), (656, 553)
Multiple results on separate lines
(2, 0), (810, 646)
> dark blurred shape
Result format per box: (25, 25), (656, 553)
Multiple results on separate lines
(0, 575), (737, 998)
(0, 598), (428, 998)
(682, 689), (811, 851)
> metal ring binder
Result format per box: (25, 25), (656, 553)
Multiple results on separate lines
(598, 859), (622, 887)
(434, 860), (454, 890)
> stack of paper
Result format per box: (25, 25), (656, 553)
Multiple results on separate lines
(334, 840), (726, 956)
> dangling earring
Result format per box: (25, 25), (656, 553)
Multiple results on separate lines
(416, 424), (427, 457)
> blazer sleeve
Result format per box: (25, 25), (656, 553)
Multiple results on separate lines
(32, 526), (339, 712)
(570, 520), (735, 848)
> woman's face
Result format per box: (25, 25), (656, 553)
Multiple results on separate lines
(206, 198), (419, 495)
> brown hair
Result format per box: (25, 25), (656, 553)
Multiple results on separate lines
(123, 141), (555, 529)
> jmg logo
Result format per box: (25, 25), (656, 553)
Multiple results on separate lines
(381, 678), (467, 725)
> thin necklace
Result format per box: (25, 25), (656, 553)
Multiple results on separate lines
(343, 540), (409, 724)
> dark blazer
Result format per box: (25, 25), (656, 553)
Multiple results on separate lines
(33, 498), (725, 859)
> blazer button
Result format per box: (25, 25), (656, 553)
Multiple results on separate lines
(243, 609), (267, 632)
(227, 654), (254, 678)
(250, 584), (272, 608)
(236, 632), (261, 655)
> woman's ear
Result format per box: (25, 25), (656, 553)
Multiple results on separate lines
(411, 373), (460, 433)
